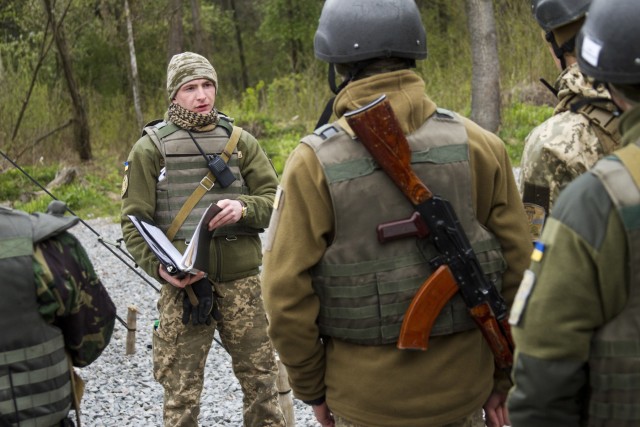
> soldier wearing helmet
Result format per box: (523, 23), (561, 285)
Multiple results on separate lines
(519, 0), (622, 241)
(508, 0), (640, 424)
(261, 1), (531, 426)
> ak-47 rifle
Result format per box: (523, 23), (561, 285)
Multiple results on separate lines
(344, 95), (514, 372)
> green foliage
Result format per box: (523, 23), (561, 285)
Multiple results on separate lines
(0, 0), (565, 217)
(498, 102), (554, 166)
(257, 0), (321, 73)
(0, 165), (56, 201)
(1, 161), (122, 219)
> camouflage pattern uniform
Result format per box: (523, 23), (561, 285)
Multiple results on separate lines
(0, 206), (116, 426)
(519, 63), (621, 240)
(121, 52), (284, 426)
(152, 275), (284, 426)
(508, 103), (640, 427)
(35, 230), (117, 367)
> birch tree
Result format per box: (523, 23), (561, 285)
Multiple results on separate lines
(124, 0), (143, 129)
(465, 0), (501, 132)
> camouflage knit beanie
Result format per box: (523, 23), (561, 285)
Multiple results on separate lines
(166, 52), (218, 101)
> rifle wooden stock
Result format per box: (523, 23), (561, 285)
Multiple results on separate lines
(345, 95), (514, 373)
(397, 265), (458, 350)
(344, 96), (432, 205)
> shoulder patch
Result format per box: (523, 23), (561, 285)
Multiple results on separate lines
(121, 161), (130, 199)
(509, 269), (537, 326)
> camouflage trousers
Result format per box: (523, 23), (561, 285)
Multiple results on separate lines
(334, 408), (485, 427)
(152, 274), (285, 427)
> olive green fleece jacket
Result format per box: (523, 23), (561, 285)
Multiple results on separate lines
(508, 104), (640, 426)
(261, 70), (531, 426)
(121, 123), (278, 283)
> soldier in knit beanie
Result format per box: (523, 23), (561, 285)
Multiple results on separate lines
(122, 50), (286, 426)
(166, 52), (218, 101)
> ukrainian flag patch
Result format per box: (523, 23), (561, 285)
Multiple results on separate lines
(531, 241), (545, 263)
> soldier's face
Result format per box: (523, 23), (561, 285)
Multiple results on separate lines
(173, 78), (216, 114)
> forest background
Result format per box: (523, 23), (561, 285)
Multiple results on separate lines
(0, 0), (558, 219)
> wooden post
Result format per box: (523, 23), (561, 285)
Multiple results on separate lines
(126, 305), (138, 355)
(276, 356), (295, 426)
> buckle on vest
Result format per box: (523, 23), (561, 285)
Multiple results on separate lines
(200, 175), (215, 191)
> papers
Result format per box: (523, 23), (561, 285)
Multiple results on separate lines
(127, 203), (221, 275)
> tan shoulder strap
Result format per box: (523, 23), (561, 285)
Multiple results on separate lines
(616, 143), (640, 190)
(166, 126), (243, 241)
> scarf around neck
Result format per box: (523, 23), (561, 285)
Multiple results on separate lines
(166, 102), (218, 131)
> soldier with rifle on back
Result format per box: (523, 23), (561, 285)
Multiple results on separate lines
(261, 1), (531, 426)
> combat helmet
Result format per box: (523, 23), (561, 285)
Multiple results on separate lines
(313, 0), (426, 129)
(314, 0), (426, 64)
(530, 0), (591, 32)
(531, 0), (591, 69)
(577, 0), (640, 86)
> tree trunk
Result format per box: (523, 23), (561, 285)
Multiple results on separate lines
(285, 0), (298, 73)
(42, 0), (92, 161)
(465, 0), (501, 132)
(12, 21), (55, 143)
(124, 0), (144, 130)
(190, 0), (208, 57)
(167, 0), (184, 63)
(228, 0), (249, 91)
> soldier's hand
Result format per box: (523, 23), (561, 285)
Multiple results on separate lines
(181, 278), (214, 325)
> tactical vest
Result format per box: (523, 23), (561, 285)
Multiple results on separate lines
(588, 141), (640, 427)
(302, 110), (507, 345)
(143, 117), (256, 240)
(561, 95), (622, 157)
(0, 209), (72, 426)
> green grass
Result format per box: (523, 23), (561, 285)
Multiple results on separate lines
(1, 160), (123, 221)
(498, 102), (554, 166)
(1, 102), (551, 219)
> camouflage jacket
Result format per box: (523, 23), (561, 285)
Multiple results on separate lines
(34, 231), (116, 367)
(519, 63), (621, 240)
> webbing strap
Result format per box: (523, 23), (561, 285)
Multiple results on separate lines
(616, 143), (640, 192)
(591, 339), (640, 358)
(591, 372), (640, 391)
(589, 401), (640, 421)
(166, 126), (243, 241)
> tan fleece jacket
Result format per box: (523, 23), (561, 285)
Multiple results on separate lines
(262, 70), (531, 426)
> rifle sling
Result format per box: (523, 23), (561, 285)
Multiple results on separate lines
(166, 126), (243, 241)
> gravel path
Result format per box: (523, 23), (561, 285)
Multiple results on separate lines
(70, 168), (521, 426)
(70, 219), (316, 427)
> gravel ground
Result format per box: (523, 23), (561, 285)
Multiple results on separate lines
(69, 219), (316, 427)
(70, 168), (521, 426)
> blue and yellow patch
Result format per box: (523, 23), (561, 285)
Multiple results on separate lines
(121, 161), (130, 198)
(531, 241), (545, 263)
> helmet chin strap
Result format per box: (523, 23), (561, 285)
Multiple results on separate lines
(314, 61), (375, 130)
(545, 31), (576, 71)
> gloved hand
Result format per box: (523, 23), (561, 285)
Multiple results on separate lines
(182, 278), (214, 326)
